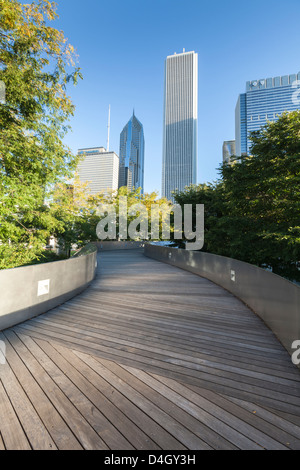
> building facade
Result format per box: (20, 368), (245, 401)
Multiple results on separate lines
(235, 73), (300, 155)
(162, 50), (198, 201)
(77, 147), (119, 194)
(118, 112), (145, 192)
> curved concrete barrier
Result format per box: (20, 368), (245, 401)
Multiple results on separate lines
(144, 243), (300, 359)
(0, 245), (97, 331)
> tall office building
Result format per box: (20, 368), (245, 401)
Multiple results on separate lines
(235, 73), (300, 155)
(162, 50), (198, 201)
(118, 111), (145, 192)
(77, 147), (119, 194)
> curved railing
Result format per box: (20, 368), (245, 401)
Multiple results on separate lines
(0, 244), (97, 331)
(144, 243), (300, 360)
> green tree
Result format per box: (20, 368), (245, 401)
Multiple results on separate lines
(45, 185), (174, 257)
(49, 176), (104, 257)
(174, 111), (300, 281)
(221, 111), (300, 279)
(0, 0), (82, 268)
(174, 182), (228, 251)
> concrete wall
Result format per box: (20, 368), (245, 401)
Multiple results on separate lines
(0, 248), (97, 331)
(144, 244), (300, 358)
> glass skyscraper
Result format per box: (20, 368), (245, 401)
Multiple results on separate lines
(162, 50), (198, 201)
(235, 73), (300, 155)
(118, 111), (145, 192)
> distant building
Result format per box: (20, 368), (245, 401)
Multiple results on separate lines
(119, 112), (145, 192)
(162, 50), (198, 201)
(235, 93), (247, 156)
(235, 73), (300, 155)
(222, 140), (236, 164)
(77, 147), (119, 194)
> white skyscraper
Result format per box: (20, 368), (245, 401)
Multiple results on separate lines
(162, 50), (198, 201)
(77, 147), (119, 194)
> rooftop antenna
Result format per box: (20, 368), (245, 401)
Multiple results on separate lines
(107, 104), (111, 152)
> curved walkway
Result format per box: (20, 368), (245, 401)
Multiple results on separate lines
(0, 249), (300, 450)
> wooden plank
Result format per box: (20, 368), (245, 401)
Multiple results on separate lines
(30, 303), (279, 352)
(56, 297), (289, 361)
(34, 307), (283, 367)
(32, 336), (159, 450)
(14, 319), (300, 410)
(4, 329), (106, 450)
(0, 349), (56, 450)
(62, 298), (277, 344)
(144, 373), (289, 450)
(51, 298), (267, 337)
(2, 330), (82, 450)
(51, 303), (295, 374)
(218, 395), (300, 449)
(94, 360), (236, 450)
(18, 316), (277, 383)
(115, 363), (278, 450)
(51, 343), (183, 450)
(0, 432), (5, 451)
(13, 321), (300, 418)
(15, 332), (132, 450)
(30, 316), (292, 384)
(29, 315), (300, 390)
(75, 354), (262, 450)
(73, 349), (191, 450)
(57, 301), (276, 346)
(52, 311), (298, 380)
(0, 378), (31, 450)
(75, 290), (258, 318)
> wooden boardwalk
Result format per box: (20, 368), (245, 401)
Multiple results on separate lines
(0, 249), (300, 450)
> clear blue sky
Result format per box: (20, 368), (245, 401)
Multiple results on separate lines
(51, 0), (300, 195)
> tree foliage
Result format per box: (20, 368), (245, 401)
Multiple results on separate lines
(174, 111), (300, 281)
(41, 183), (174, 258)
(0, 0), (82, 268)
